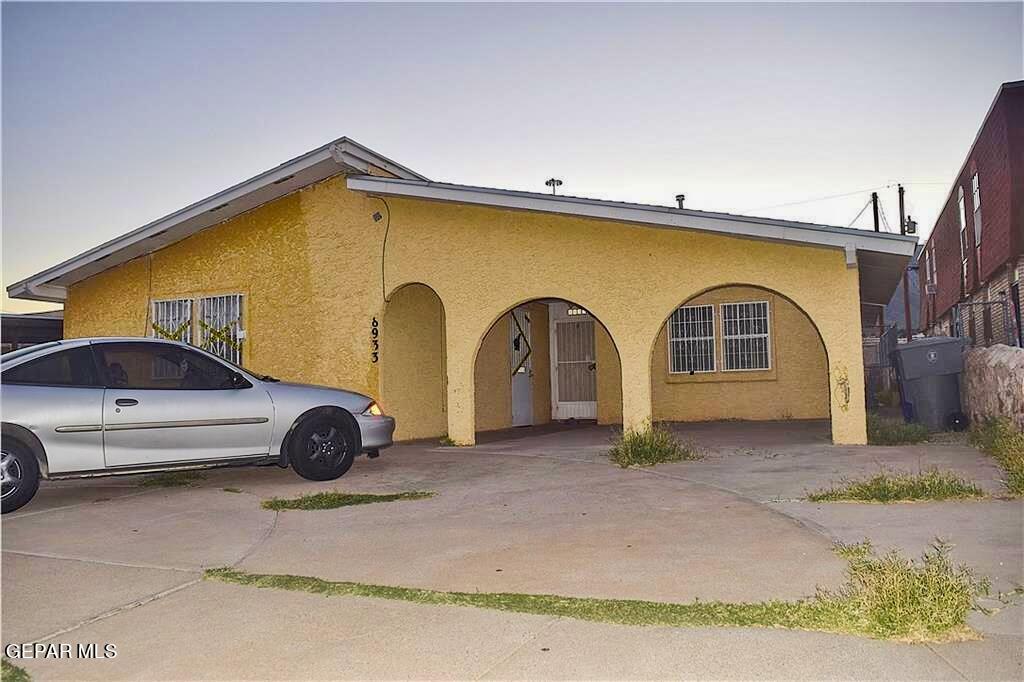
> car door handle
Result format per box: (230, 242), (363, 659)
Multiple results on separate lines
(115, 398), (139, 407)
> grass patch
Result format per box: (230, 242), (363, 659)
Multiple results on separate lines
(138, 470), (206, 488)
(2, 659), (30, 682)
(261, 490), (434, 511)
(206, 540), (987, 642)
(438, 435), (457, 447)
(808, 469), (984, 503)
(970, 417), (1024, 496)
(223, 487), (243, 494)
(608, 423), (701, 468)
(867, 414), (930, 445)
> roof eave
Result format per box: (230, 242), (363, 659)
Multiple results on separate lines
(6, 138), (427, 303)
(345, 175), (918, 259)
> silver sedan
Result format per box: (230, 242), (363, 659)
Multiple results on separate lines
(1, 337), (395, 513)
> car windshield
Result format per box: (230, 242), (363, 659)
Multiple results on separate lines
(1, 341), (62, 365)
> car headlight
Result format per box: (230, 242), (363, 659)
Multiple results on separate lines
(363, 401), (384, 417)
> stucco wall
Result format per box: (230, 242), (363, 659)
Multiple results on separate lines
(596, 323), (623, 424)
(381, 283), (446, 441)
(65, 174), (386, 401)
(382, 197), (865, 444)
(528, 302), (552, 426)
(63, 176), (868, 445)
(474, 315), (512, 432)
(650, 286), (829, 421)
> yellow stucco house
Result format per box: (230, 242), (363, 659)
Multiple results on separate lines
(8, 138), (916, 445)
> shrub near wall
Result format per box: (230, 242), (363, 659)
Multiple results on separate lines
(961, 345), (1024, 430)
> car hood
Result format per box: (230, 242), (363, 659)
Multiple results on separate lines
(262, 381), (373, 412)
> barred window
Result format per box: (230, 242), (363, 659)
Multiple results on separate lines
(151, 298), (193, 342)
(151, 298), (194, 378)
(668, 304), (715, 373)
(149, 294), (245, 366)
(198, 294), (244, 366)
(721, 301), (771, 371)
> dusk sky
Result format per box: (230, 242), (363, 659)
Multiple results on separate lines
(3, 2), (1021, 312)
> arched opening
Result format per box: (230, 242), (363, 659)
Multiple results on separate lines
(381, 283), (447, 441)
(650, 284), (830, 431)
(473, 298), (623, 436)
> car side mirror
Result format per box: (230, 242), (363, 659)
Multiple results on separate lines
(230, 372), (251, 389)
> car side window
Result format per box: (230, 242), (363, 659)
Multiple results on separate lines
(1, 346), (101, 387)
(93, 343), (243, 390)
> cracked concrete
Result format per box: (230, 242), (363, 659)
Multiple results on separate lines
(2, 421), (1021, 680)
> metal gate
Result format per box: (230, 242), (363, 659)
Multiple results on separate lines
(550, 302), (597, 420)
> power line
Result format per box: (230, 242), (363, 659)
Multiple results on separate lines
(847, 199), (872, 228)
(745, 181), (948, 213)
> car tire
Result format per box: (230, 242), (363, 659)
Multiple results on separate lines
(2, 438), (40, 514)
(288, 413), (357, 481)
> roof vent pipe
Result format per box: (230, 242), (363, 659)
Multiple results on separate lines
(675, 194), (685, 209)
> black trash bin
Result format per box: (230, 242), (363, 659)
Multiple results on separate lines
(890, 337), (968, 431)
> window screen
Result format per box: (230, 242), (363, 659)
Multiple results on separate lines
(721, 301), (771, 371)
(667, 304), (715, 373)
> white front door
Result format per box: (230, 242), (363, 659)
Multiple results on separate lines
(510, 306), (533, 426)
(550, 303), (597, 420)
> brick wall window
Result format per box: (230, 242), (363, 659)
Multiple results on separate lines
(958, 186), (969, 292)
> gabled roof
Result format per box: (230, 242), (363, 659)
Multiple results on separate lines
(7, 138), (426, 302)
(8, 136), (915, 306)
(346, 175), (917, 305)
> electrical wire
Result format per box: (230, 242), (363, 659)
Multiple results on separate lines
(878, 198), (892, 233)
(846, 199), (872, 228)
(745, 181), (946, 213)
(375, 197), (392, 303)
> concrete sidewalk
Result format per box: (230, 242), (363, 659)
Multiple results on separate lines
(3, 422), (1021, 680)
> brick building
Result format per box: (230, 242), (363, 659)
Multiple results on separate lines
(919, 80), (1023, 346)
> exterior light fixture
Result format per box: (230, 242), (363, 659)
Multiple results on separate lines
(545, 178), (563, 195)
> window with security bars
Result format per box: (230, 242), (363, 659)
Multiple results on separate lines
(149, 294), (244, 366)
(667, 304), (715, 373)
(151, 299), (194, 378)
(198, 294), (244, 366)
(721, 301), (771, 371)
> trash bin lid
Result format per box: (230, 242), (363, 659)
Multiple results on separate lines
(890, 336), (965, 379)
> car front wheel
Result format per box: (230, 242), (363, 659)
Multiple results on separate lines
(1, 439), (40, 514)
(288, 414), (357, 482)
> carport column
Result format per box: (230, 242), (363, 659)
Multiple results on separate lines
(444, 321), (477, 446)
(618, 345), (653, 433)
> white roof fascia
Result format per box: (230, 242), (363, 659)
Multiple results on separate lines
(346, 176), (918, 258)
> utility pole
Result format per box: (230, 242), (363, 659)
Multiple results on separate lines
(899, 184), (913, 342)
(871, 192), (880, 232)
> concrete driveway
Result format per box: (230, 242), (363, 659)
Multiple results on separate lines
(2, 421), (1021, 680)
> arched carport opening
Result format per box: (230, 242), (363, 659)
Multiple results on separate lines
(473, 298), (623, 436)
(381, 283), (447, 441)
(649, 284), (830, 437)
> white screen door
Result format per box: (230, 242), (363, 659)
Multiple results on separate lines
(550, 302), (597, 420)
(510, 307), (533, 426)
